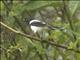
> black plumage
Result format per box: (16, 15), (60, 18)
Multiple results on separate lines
(30, 21), (46, 27)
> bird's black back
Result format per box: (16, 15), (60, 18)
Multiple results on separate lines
(30, 22), (46, 27)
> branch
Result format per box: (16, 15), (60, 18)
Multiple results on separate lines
(0, 22), (80, 53)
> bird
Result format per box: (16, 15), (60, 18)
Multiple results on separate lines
(29, 19), (64, 33)
(29, 20), (47, 33)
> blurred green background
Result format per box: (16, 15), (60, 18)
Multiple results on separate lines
(0, 0), (80, 60)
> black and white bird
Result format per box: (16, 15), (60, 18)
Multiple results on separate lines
(29, 20), (47, 33)
(29, 19), (64, 33)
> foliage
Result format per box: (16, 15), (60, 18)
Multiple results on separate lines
(1, 0), (80, 60)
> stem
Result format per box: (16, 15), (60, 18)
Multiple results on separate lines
(0, 22), (80, 53)
(63, 1), (77, 40)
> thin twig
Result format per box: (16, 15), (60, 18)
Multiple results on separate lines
(0, 22), (80, 53)
(63, 0), (77, 40)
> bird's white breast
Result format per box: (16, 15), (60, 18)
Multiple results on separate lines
(30, 26), (42, 33)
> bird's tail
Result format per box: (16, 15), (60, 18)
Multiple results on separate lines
(47, 25), (64, 31)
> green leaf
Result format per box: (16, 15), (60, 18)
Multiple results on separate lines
(0, 1), (5, 11)
(68, 1), (80, 17)
(68, 40), (79, 49)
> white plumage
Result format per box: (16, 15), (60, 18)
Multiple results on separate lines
(29, 20), (45, 25)
(30, 26), (43, 33)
